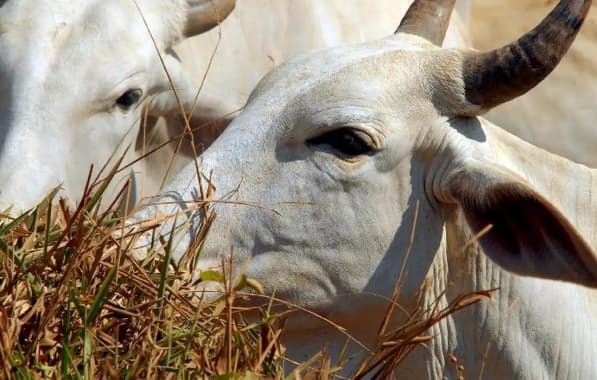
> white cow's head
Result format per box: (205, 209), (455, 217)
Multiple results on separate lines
(135, 0), (597, 324)
(0, 0), (234, 212)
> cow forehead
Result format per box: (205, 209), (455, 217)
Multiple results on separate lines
(0, 0), (186, 51)
(242, 35), (436, 137)
(252, 35), (431, 99)
(0, 0), (188, 109)
(0, 2), (79, 28)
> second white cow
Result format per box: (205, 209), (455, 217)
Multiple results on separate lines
(0, 0), (236, 212)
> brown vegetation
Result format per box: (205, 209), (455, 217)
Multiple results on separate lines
(0, 161), (491, 379)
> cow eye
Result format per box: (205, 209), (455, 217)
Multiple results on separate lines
(307, 128), (374, 157)
(115, 88), (143, 110)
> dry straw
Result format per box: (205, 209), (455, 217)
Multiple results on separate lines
(0, 156), (492, 379)
(0, 3), (492, 377)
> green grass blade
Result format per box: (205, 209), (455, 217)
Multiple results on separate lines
(86, 261), (117, 326)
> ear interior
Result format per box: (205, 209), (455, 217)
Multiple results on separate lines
(143, 52), (233, 155)
(146, 108), (231, 157)
(446, 163), (597, 288)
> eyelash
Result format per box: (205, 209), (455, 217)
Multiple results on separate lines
(306, 127), (374, 157)
(115, 88), (143, 110)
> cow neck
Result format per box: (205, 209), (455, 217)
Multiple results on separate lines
(418, 210), (597, 379)
(415, 119), (597, 379)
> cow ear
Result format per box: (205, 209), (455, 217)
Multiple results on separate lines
(144, 101), (231, 158)
(445, 162), (597, 288)
(184, 0), (235, 38)
(143, 53), (233, 155)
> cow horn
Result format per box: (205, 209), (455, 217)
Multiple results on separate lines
(462, 0), (591, 111)
(396, 0), (457, 45)
(184, 0), (235, 37)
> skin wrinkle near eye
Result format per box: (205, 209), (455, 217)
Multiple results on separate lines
(307, 128), (376, 159)
(83, 72), (148, 114)
(312, 103), (385, 124)
(106, 71), (146, 102)
(296, 107), (387, 146)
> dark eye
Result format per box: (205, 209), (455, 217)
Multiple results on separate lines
(307, 128), (374, 157)
(115, 88), (143, 110)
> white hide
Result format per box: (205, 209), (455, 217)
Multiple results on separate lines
(132, 19), (597, 380)
(174, 0), (469, 111)
(0, 0), (470, 214)
(0, 0), (192, 212)
(179, 0), (597, 173)
(145, 0), (471, 193)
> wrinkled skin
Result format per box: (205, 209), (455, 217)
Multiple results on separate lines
(0, 0), (470, 214)
(133, 16), (597, 380)
(148, 0), (471, 192)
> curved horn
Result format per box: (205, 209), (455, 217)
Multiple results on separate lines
(185, 0), (235, 38)
(396, 0), (457, 45)
(463, 0), (591, 110)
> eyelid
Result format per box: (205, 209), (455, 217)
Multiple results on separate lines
(321, 124), (382, 151)
(306, 127), (378, 159)
(348, 128), (375, 147)
(116, 89), (144, 111)
(106, 71), (146, 101)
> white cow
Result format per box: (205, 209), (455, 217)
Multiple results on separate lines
(132, 0), (597, 378)
(0, 0), (470, 214)
(0, 0), (236, 213)
(143, 0), (472, 196)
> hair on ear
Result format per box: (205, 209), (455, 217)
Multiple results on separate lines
(446, 163), (597, 288)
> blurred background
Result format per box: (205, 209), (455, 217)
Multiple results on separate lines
(471, 0), (597, 167)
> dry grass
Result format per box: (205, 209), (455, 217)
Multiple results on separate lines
(0, 163), (287, 379)
(0, 160), (492, 379)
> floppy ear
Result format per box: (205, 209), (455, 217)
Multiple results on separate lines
(142, 53), (233, 156)
(445, 161), (597, 288)
(184, 0), (235, 38)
